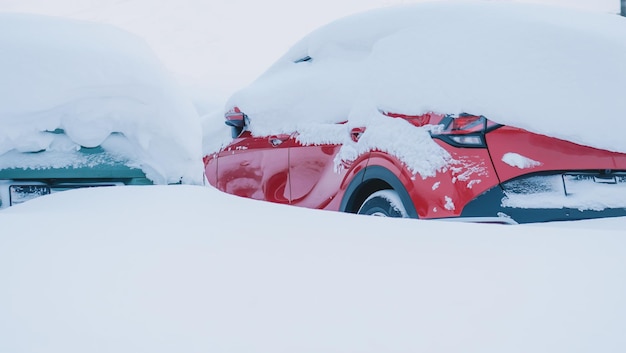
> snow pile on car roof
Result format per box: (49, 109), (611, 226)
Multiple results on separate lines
(0, 14), (203, 184)
(228, 2), (626, 156)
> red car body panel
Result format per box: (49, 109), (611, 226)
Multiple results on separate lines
(486, 126), (626, 182)
(213, 133), (290, 203)
(205, 110), (626, 223)
(288, 143), (342, 208)
(390, 144), (501, 219)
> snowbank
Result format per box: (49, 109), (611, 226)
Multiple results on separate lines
(227, 1), (626, 175)
(1, 185), (626, 353)
(0, 14), (203, 184)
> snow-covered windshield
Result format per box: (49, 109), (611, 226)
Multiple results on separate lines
(225, 1), (626, 178)
(0, 14), (203, 184)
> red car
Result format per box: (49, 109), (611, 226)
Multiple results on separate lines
(203, 4), (626, 224)
(204, 107), (626, 224)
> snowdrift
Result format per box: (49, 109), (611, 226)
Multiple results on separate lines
(0, 14), (203, 184)
(228, 2), (626, 157)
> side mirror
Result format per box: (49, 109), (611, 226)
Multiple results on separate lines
(224, 107), (248, 138)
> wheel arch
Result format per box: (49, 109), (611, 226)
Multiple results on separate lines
(339, 165), (418, 218)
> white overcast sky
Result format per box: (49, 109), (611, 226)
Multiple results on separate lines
(0, 0), (620, 106)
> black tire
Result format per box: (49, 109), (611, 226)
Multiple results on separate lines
(357, 190), (408, 218)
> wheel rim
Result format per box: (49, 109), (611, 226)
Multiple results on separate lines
(357, 190), (408, 218)
(370, 211), (388, 217)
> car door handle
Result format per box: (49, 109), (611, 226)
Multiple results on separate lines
(269, 135), (290, 147)
(350, 127), (366, 142)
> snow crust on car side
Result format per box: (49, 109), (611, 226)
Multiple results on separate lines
(224, 2), (626, 178)
(0, 14), (204, 185)
(501, 153), (543, 169)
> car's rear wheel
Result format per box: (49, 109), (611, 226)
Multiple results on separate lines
(357, 190), (409, 218)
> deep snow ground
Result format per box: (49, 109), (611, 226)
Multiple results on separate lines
(1, 185), (626, 353)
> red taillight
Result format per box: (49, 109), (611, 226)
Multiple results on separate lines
(451, 115), (483, 132)
(433, 114), (492, 148)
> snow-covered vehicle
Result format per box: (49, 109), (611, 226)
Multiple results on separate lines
(204, 2), (626, 224)
(0, 14), (203, 208)
(0, 131), (153, 208)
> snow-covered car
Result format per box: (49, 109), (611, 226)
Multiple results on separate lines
(204, 2), (626, 224)
(0, 134), (152, 208)
(0, 14), (203, 208)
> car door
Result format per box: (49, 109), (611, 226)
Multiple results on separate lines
(288, 142), (344, 209)
(215, 131), (292, 203)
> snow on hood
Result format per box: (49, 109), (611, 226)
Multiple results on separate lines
(226, 1), (626, 177)
(0, 14), (203, 184)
